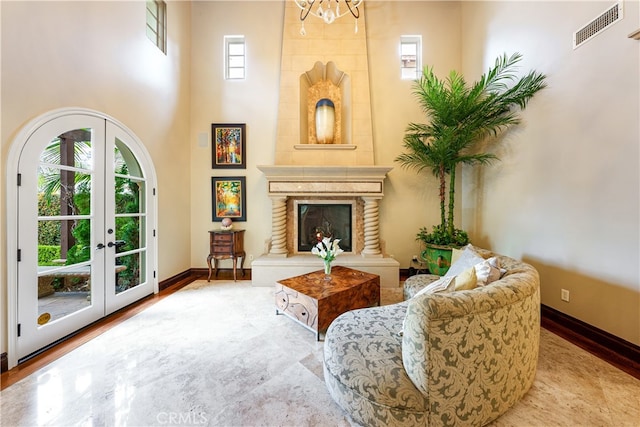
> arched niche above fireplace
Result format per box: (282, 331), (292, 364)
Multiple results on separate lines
(299, 61), (352, 146)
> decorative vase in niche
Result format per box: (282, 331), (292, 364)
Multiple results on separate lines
(323, 260), (332, 280)
(315, 98), (335, 144)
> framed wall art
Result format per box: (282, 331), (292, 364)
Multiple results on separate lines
(212, 123), (246, 169)
(211, 176), (246, 222)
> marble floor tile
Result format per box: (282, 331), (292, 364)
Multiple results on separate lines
(1, 281), (638, 427)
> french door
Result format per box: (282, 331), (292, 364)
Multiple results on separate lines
(14, 113), (156, 361)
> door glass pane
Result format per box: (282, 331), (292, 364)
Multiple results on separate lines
(115, 216), (141, 251)
(39, 131), (93, 169)
(115, 252), (143, 294)
(38, 266), (91, 324)
(38, 219), (92, 266)
(113, 139), (146, 296)
(36, 130), (94, 327)
(114, 140), (142, 178)
(115, 178), (143, 215)
(38, 169), (92, 216)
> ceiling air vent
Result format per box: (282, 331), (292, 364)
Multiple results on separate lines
(573, 1), (624, 49)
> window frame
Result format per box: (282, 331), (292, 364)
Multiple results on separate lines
(224, 35), (246, 80)
(146, 0), (167, 54)
(400, 35), (422, 80)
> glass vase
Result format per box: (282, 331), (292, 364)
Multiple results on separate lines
(323, 260), (332, 281)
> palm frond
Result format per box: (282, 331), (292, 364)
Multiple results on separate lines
(456, 152), (499, 166)
(482, 52), (522, 93)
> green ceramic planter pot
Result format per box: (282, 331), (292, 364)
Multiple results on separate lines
(421, 244), (454, 276)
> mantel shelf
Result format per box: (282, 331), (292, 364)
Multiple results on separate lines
(294, 144), (357, 150)
(257, 164), (393, 180)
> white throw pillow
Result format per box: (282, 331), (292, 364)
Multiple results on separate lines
(444, 244), (484, 278)
(475, 256), (503, 286)
(450, 247), (464, 266)
(453, 265), (478, 291)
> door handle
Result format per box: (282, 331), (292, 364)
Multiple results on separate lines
(96, 243), (105, 250)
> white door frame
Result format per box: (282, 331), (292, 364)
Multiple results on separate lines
(6, 107), (158, 369)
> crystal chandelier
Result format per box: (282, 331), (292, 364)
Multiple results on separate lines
(294, 0), (363, 35)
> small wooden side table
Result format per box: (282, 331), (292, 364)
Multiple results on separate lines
(207, 229), (246, 282)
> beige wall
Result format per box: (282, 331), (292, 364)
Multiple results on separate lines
(460, 1), (640, 345)
(366, 1), (462, 261)
(0, 1), (193, 355)
(189, 1), (284, 268)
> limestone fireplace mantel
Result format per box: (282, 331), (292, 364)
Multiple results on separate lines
(257, 165), (392, 197)
(254, 164), (399, 288)
(257, 165), (392, 257)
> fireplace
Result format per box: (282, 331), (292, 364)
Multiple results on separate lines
(252, 2), (399, 287)
(253, 165), (399, 288)
(295, 200), (354, 253)
(256, 164), (390, 257)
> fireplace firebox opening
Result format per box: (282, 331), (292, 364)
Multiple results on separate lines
(296, 201), (354, 253)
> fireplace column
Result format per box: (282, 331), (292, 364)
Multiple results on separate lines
(362, 197), (382, 257)
(269, 196), (288, 256)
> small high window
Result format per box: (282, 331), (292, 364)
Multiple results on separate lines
(225, 36), (246, 80)
(146, 1), (167, 54)
(400, 35), (422, 80)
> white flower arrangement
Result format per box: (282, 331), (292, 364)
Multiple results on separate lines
(311, 237), (344, 263)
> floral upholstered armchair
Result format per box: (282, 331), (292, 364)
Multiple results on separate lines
(323, 248), (540, 426)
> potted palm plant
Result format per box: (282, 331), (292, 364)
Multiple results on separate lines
(396, 53), (546, 275)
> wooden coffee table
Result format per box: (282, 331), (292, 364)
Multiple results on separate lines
(275, 266), (380, 340)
